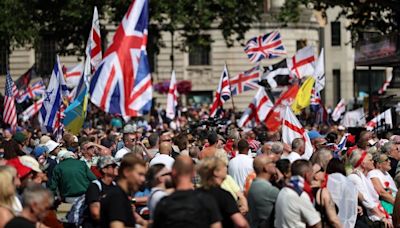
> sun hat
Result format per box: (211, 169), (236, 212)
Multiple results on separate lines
(44, 140), (60, 153)
(19, 155), (42, 173)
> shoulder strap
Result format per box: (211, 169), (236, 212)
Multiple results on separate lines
(92, 180), (102, 192)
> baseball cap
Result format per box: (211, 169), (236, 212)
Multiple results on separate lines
(32, 146), (47, 159)
(19, 155), (42, 173)
(45, 140), (60, 152)
(97, 156), (118, 169)
(308, 130), (322, 140)
(6, 158), (32, 178)
(13, 132), (27, 144)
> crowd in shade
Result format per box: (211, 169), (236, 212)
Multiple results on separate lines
(1, 104), (400, 228)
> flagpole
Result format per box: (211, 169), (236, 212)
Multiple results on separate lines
(225, 62), (236, 114)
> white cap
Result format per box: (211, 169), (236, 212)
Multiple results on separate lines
(45, 140), (60, 152)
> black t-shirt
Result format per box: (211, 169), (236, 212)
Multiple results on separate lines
(200, 187), (240, 228)
(152, 189), (222, 228)
(5, 217), (35, 228)
(100, 185), (135, 228)
(83, 180), (116, 228)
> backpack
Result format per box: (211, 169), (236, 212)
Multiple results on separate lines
(65, 180), (102, 226)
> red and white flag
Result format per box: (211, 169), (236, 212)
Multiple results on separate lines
(3, 71), (18, 129)
(264, 85), (299, 131)
(378, 68), (393, 94)
(64, 63), (84, 89)
(313, 48), (325, 92)
(166, 70), (178, 119)
(287, 46), (316, 79)
(238, 88), (273, 127)
(86, 6), (102, 72)
(20, 98), (44, 121)
(210, 65), (231, 117)
(331, 98), (346, 122)
(366, 108), (393, 131)
(282, 106), (314, 159)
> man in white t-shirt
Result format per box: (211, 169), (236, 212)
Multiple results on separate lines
(149, 142), (175, 170)
(228, 139), (254, 190)
(275, 159), (321, 228)
(281, 138), (304, 163)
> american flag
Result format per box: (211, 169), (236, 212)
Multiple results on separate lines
(90, 0), (152, 117)
(3, 71), (17, 128)
(17, 80), (46, 103)
(244, 31), (286, 63)
(230, 65), (261, 96)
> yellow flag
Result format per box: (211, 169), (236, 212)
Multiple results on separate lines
(291, 76), (315, 114)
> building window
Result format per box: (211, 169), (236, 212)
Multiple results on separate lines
(189, 44), (211, 66)
(35, 36), (56, 77)
(296, 39), (307, 51)
(331, 22), (341, 46)
(0, 43), (9, 75)
(354, 69), (385, 96)
(332, 69), (341, 104)
(187, 91), (213, 106)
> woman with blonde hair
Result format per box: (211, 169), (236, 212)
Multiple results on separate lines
(197, 157), (249, 228)
(0, 166), (19, 228)
(347, 149), (393, 227)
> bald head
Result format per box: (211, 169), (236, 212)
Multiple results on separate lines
(172, 155), (194, 177)
(159, 142), (172, 155)
(253, 154), (273, 175)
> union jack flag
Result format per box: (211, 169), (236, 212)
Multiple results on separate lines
(230, 65), (261, 96)
(210, 65), (231, 117)
(89, 0), (152, 117)
(244, 31), (286, 63)
(17, 80), (46, 103)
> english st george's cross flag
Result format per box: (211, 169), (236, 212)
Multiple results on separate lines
(230, 65), (261, 96)
(3, 70), (18, 129)
(39, 56), (69, 133)
(282, 106), (314, 160)
(238, 88), (274, 128)
(366, 108), (393, 131)
(264, 85), (299, 131)
(166, 70), (178, 120)
(20, 97), (44, 122)
(287, 46), (316, 79)
(90, 0), (152, 117)
(64, 63), (84, 89)
(16, 80), (45, 103)
(378, 68), (393, 94)
(86, 6), (102, 72)
(331, 98), (346, 122)
(210, 64), (231, 117)
(244, 31), (286, 63)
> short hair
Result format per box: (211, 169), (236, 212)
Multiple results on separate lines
(148, 133), (159, 148)
(271, 142), (284, 154)
(118, 153), (146, 177)
(22, 183), (53, 208)
(325, 132), (338, 144)
(291, 159), (312, 177)
(313, 148), (333, 170)
(253, 155), (273, 175)
(276, 159), (291, 175)
(146, 164), (165, 188)
(381, 142), (394, 154)
(292, 138), (304, 151)
(207, 131), (218, 145)
(237, 139), (249, 154)
(174, 134), (188, 151)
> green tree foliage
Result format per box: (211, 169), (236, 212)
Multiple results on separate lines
(279, 0), (400, 43)
(0, 0), (263, 56)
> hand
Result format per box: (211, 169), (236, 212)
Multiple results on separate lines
(239, 203), (248, 215)
(382, 218), (392, 228)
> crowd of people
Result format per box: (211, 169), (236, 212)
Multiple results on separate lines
(0, 105), (400, 228)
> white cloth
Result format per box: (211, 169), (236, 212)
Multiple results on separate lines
(274, 187), (321, 228)
(348, 170), (381, 221)
(281, 152), (301, 163)
(115, 147), (131, 160)
(327, 173), (358, 228)
(149, 154), (175, 170)
(148, 187), (168, 220)
(368, 169), (397, 194)
(228, 154), (254, 191)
